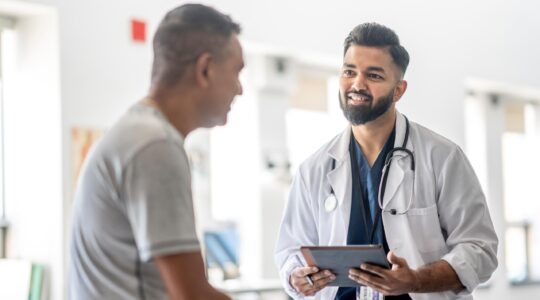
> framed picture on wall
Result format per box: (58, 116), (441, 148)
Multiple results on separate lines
(70, 127), (104, 195)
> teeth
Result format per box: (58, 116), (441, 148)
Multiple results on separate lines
(348, 93), (369, 102)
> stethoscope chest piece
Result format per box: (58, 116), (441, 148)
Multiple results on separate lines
(324, 194), (338, 212)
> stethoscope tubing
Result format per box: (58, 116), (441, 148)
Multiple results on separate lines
(369, 117), (414, 243)
(324, 116), (416, 244)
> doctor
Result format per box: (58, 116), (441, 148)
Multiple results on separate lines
(275, 23), (498, 300)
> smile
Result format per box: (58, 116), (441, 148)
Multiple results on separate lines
(347, 93), (372, 105)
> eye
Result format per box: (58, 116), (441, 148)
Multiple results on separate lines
(342, 69), (355, 77)
(368, 73), (384, 80)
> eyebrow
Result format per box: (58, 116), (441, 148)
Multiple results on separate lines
(342, 64), (386, 74)
(366, 66), (386, 73)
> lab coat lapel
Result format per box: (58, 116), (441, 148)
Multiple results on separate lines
(381, 160), (405, 208)
(381, 112), (414, 208)
(326, 128), (353, 245)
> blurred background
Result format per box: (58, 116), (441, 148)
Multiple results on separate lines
(0, 0), (539, 299)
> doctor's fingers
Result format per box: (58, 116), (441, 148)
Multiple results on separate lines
(292, 266), (319, 277)
(291, 271), (332, 288)
(356, 277), (405, 297)
(298, 274), (336, 296)
(310, 269), (335, 281)
(355, 264), (389, 279)
(350, 270), (386, 286)
(348, 272), (391, 295)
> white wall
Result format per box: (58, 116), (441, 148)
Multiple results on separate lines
(4, 0), (540, 298)
(0, 1), (62, 299)
(30, 0), (540, 157)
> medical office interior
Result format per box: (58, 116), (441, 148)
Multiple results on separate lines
(0, 0), (539, 299)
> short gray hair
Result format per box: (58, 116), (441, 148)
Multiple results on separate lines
(151, 4), (241, 87)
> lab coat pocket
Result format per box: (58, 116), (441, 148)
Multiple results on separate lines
(406, 204), (446, 253)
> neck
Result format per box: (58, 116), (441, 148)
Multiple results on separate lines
(351, 108), (396, 165)
(145, 85), (197, 137)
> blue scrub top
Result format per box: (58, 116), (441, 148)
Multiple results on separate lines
(349, 126), (395, 246)
(335, 127), (410, 300)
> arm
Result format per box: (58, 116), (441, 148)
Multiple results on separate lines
(350, 147), (497, 295)
(414, 259), (463, 292)
(275, 166), (334, 297)
(436, 147), (498, 293)
(124, 142), (228, 298)
(155, 251), (231, 300)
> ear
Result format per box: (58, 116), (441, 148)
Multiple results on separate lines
(393, 80), (408, 102)
(194, 53), (213, 88)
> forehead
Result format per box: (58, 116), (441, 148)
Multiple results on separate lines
(223, 34), (244, 64)
(343, 45), (394, 69)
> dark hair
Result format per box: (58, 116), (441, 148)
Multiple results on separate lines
(151, 4), (241, 87)
(344, 23), (409, 76)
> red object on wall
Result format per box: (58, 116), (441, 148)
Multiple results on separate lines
(131, 19), (146, 43)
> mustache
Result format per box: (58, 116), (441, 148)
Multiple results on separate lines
(346, 90), (373, 101)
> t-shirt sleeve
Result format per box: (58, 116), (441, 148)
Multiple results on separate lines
(123, 140), (200, 262)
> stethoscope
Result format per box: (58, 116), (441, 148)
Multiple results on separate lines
(324, 116), (416, 243)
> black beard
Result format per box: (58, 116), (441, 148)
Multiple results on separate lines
(339, 89), (394, 125)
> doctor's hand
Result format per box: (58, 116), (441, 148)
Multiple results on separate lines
(290, 266), (336, 296)
(348, 251), (420, 296)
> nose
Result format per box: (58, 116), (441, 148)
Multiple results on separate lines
(237, 79), (243, 95)
(351, 73), (367, 91)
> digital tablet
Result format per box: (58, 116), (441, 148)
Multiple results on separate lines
(300, 245), (389, 287)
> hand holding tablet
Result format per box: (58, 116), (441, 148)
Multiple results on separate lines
(289, 260), (336, 296)
(300, 245), (390, 287)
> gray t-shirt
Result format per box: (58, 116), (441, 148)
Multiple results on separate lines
(69, 103), (200, 299)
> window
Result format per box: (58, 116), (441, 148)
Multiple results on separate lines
(0, 17), (15, 258)
(502, 102), (540, 284)
(465, 85), (540, 287)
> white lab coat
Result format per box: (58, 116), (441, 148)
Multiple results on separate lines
(275, 111), (498, 300)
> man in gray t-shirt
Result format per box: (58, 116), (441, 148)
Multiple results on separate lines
(69, 4), (244, 299)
